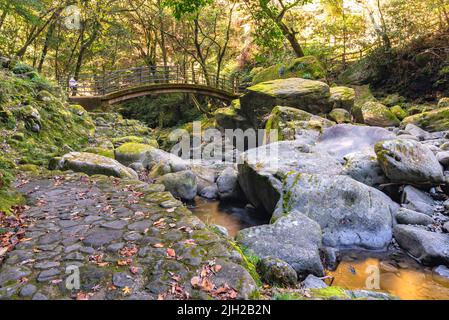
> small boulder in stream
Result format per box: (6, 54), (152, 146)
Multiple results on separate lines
(395, 208), (434, 226)
(394, 225), (449, 266)
(236, 211), (324, 278)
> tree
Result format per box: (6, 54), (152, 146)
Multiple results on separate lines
(243, 0), (313, 57)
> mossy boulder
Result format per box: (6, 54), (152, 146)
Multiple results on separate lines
(407, 104), (436, 116)
(328, 108), (351, 124)
(382, 94), (406, 107)
(402, 107), (449, 132)
(236, 211), (325, 278)
(157, 170), (197, 201)
(265, 106), (334, 142)
(52, 152), (138, 179)
(240, 78), (331, 128)
(214, 102), (251, 131)
(361, 101), (400, 127)
(337, 58), (376, 85)
(114, 142), (155, 166)
(83, 147), (114, 159)
(329, 86), (355, 111)
(375, 139), (444, 186)
(111, 136), (158, 148)
(438, 98), (449, 108)
(390, 105), (407, 121)
(252, 56), (326, 84)
(257, 257), (298, 287)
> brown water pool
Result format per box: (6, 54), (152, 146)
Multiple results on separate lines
(327, 251), (449, 300)
(188, 197), (268, 237)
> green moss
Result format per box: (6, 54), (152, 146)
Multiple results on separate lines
(361, 101), (400, 127)
(83, 147), (114, 159)
(230, 243), (262, 286)
(115, 142), (154, 155)
(390, 105), (407, 120)
(0, 189), (24, 214)
(252, 56), (326, 84)
(273, 292), (303, 300)
(309, 286), (350, 299)
(402, 107), (449, 132)
(111, 136), (158, 148)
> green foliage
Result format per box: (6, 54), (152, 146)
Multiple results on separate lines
(119, 94), (201, 129)
(11, 62), (35, 75)
(162, 0), (213, 19)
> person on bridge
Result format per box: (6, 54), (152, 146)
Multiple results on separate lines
(69, 77), (78, 96)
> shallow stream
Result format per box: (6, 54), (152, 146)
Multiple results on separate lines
(190, 199), (449, 300)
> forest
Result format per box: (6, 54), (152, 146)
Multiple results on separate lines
(1, 0), (449, 303)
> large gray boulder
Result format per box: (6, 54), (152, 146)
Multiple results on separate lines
(238, 140), (343, 215)
(278, 173), (398, 249)
(316, 124), (396, 161)
(52, 152), (138, 179)
(236, 211), (324, 278)
(157, 170), (197, 201)
(240, 78), (331, 127)
(394, 225), (449, 266)
(342, 152), (388, 187)
(375, 139), (444, 186)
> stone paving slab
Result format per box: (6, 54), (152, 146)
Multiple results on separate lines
(0, 173), (256, 300)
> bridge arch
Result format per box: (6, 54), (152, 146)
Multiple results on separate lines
(64, 65), (242, 109)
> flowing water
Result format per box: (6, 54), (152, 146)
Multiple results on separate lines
(190, 199), (449, 300)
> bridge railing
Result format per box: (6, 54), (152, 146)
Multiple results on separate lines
(62, 65), (240, 97)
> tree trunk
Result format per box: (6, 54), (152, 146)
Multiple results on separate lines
(0, 5), (9, 31)
(38, 22), (56, 73)
(285, 31), (305, 58)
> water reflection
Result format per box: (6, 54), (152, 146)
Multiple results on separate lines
(188, 197), (269, 237)
(328, 251), (449, 300)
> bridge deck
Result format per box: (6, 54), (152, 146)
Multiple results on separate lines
(63, 65), (241, 106)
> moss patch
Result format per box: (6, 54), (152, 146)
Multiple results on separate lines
(252, 56), (326, 84)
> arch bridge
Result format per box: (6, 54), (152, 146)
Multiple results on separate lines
(64, 66), (242, 109)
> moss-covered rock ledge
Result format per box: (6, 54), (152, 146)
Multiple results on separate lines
(0, 59), (95, 213)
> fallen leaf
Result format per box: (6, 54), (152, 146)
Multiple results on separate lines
(190, 276), (201, 288)
(130, 266), (139, 274)
(214, 265), (222, 273)
(166, 248), (176, 258)
(76, 292), (89, 300)
(122, 286), (132, 295)
(117, 259), (132, 266)
(153, 243), (164, 248)
(0, 247), (7, 257)
(200, 278), (214, 292)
